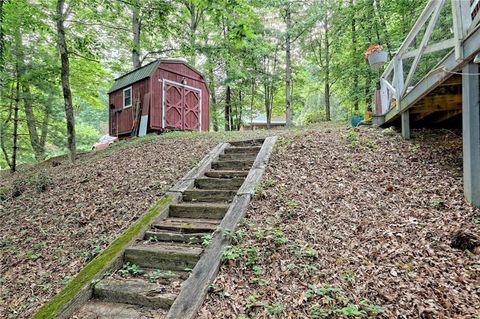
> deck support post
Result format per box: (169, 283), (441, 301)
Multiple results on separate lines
(462, 62), (480, 207)
(401, 110), (411, 140)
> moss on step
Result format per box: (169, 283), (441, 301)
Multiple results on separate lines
(33, 196), (173, 319)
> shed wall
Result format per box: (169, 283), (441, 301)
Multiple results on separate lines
(108, 78), (150, 135)
(150, 63), (209, 131)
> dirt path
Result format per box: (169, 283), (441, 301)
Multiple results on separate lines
(200, 127), (480, 318)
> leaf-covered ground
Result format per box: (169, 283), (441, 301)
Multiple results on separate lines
(200, 127), (480, 318)
(0, 130), (273, 318)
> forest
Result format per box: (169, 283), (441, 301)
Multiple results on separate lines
(0, 0), (430, 170)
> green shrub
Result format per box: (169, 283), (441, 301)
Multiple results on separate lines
(28, 173), (52, 193)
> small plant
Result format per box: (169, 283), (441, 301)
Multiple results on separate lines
(409, 143), (420, 153)
(360, 299), (385, 315)
(11, 178), (27, 198)
(342, 269), (355, 283)
(305, 284), (342, 300)
(334, 304), (366, 316)
(28, 172), (52, 192)
(60, 275), (73, 286)
(342, 129), (358, 147)
(0, 186), (11, 201)
(85, 246), (103, 262)
(381, 127), (396, 136)
(144, 270), (175, 282)
(201, 234), (213, 247)
(264, 302), (284, 317)
(431, 198), (445, 208)
(310, 304), (332, 318)
(118, 262), (144, 277)
(245, 246), (258, 267)
(222, 245), (243, 262)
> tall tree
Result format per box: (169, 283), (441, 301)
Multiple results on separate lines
(284, 0), (293, 126)
(56, 0), (76, 163)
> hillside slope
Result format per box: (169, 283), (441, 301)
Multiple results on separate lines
(0, 130), (274, 318)
(200, 127), (480, 318)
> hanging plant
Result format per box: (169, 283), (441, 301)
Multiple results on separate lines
(364, 44), (388, 68)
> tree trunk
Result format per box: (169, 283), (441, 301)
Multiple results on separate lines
(11, 66), (19, 173)
(225, 85), (231, 131)
(56, 0), (76, 163)
(324, 11), (331, 121)
(350, 0), (359, 112)
(237, 89), (243, 130)
(23, 84), (48, 161)
(284, 1), (293, 126)
(132, 4), (141, 69)
(0, 0), (5, 89)
(207, 64), (218, 131)
(0, 82), (13, 168)
(188, 2), (197, 66)
(250, 79), (255, 127)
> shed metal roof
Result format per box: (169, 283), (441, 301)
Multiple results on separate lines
(107, 60), (160, 93)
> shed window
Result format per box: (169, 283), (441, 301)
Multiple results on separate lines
(123, 87), (132, 108)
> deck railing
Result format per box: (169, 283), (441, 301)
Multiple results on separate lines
(376, 0), (479, 116)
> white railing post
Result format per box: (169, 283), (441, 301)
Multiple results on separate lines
(393, 57), (404, 109)
(380, 80), (389, 114)
(452, 0), (472, 61)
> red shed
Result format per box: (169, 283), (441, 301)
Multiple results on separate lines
(107, 58), (210, 136)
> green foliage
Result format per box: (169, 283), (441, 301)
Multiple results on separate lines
(28, 173), (51, 193)
(144, 270), (176, 283)
(118, 262), (144, 277)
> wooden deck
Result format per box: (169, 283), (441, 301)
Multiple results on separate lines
(376, 0), (480, 130)
(374, 0), (480, 207)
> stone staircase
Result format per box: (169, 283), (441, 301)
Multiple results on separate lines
(75, 140), (264, 318)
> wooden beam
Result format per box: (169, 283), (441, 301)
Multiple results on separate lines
(432, 110), (462, 124)
(412, 110), (435, 122)
(402, 39), (455, 59)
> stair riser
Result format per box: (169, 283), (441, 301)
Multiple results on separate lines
(124, 249), (200, 271)
(152, 224), (216, 233)
(229, 140), (264, 147)
(145, 231), (204, 244)
(211, 161), (252, 171)
(204, 171), (249, 179)
(169, 205), (228, 219)
(194, 178), (244, 190)
(218, 154), (257, 161)
(94, 281), (175, 308)
(182, 191), (236, 203)
(224, 147), (261, 154)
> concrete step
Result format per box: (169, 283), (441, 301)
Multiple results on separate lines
(204, 170), (249, 179)
(224, 146), (261, 154)
(94, 278), (176, 308)
(145, 230), (205, 244)
(211, 160), (253, 171)
(194, 177), (245, 190)
(168, 203), (229, 219)
(151, 217), (219, 233)
(182, 189), (237, 202)
(229, 139), (264, 147)
(75, 300), (169, 319)
(124, 243), (202, 271)
(218, 153), (257, 161)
